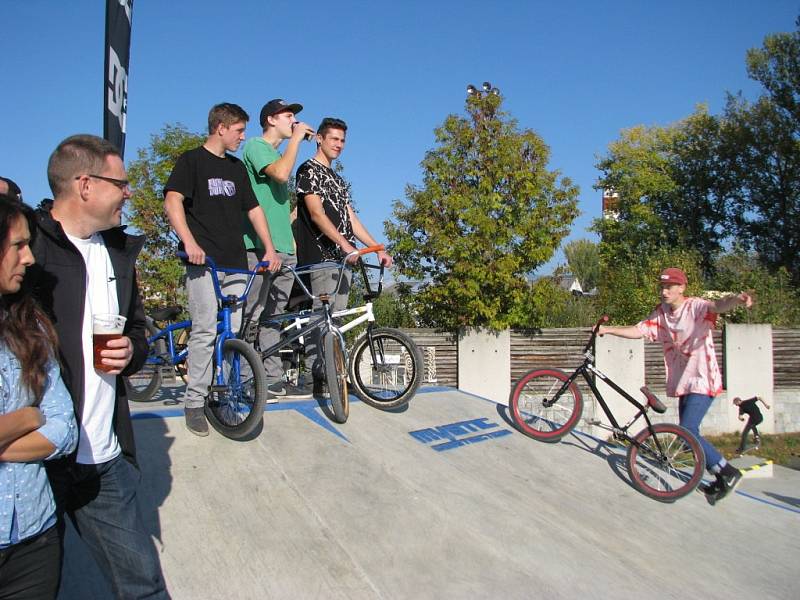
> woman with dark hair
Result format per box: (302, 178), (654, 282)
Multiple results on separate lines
(0, 194), (76, 599)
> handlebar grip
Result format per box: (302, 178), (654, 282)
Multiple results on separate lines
(357, 244), (385, 256)
(176, 251), (216, 269)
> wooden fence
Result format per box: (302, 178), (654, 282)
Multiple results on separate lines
(403, 327), (799, 392)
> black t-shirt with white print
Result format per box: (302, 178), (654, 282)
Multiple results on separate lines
(164, 146), (258, 269)
(295, 158), (355, 265)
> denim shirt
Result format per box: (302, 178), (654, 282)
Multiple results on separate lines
(0, 343), (77, 547)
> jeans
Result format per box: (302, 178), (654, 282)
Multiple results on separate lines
(305, 267), (351, 380)
(244, 252), (298, 382)
(738, 415), (763, 451)
(184, 265), (246, 409)
(679, 393), (723, 471)
(0, 525), (60, 600)
(48, 455), (169, 599)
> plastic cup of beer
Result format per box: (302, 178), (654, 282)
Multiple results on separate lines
(92, 314), (127, 372)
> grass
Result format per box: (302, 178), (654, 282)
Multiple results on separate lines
(704, 431), (800, 468)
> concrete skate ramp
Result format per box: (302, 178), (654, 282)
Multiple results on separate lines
(59, 388), (799, 599)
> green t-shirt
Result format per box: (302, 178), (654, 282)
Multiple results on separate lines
(241, 137), (295, 254)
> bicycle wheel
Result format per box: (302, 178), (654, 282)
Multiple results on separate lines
(204, 338), (267, 440)
(124, 320), (165, 402)
(323, 330), (349, 424)
(626, 423), (705, 502)
(508, 369), (583, 442)
(348, 328), (423, 410)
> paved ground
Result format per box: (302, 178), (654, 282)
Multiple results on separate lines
(58, 386), (799, 599)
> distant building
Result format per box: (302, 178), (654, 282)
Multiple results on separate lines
(602, 188), (619, 221)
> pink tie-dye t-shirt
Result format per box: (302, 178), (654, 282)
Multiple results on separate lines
(636, 297), (722, 398)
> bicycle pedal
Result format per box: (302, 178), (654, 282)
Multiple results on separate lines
(208, 385), (228, 393)
(585, 419), (602, 426)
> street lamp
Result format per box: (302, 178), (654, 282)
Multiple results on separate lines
(466, 81), (501, 96)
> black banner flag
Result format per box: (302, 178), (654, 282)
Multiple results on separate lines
(104, 0), (134, 156)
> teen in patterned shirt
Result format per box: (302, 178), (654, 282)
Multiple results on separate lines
(599, 267), (753, 505)
(295, 118), (392, 392)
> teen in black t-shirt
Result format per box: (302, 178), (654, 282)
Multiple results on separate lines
(164, 103), (280, 436)
(165, 146), (257, 269)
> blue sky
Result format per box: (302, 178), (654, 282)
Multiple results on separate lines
(1, 1), (796, 273)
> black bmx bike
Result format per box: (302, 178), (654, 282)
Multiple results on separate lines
(508, 316), (706, 502)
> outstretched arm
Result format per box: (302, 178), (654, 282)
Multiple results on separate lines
(713, 292), (753, 314)
(598, 325), (643, 339)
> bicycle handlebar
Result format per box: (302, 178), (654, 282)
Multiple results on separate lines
(176, 251), (271, 274)
(582, 315), (610, 353)
(176, 252), (270, 305)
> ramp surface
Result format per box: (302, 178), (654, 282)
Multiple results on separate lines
(59, 388), (799, 599)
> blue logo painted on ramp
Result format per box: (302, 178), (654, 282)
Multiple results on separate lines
(409, 418), (511, 452)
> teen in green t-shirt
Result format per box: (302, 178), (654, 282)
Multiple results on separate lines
(242, 99), (315, 399)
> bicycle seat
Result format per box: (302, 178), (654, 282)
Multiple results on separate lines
(640, 386), (667, 414)
(150, 306), (182, 322)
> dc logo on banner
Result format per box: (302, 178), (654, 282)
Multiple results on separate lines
(118, 0), (132, 21)
(107, 46), (128, 134)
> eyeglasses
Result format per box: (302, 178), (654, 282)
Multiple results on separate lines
(75, 174), (131, 191)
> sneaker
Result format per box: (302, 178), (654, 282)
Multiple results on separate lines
(283, 383), (313, 399)
(709, 465), (743, 505)
(267, 382), (288, 397)
(185, 407), (209, 437)
(267, 382), (313, 400)
(700, 479), (721, 495)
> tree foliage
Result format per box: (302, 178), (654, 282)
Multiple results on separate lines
(386, 92), (579, 330)
(126, 124), (204, 309)
(708, 251), (800, 326)
(595, 19), (800, 289)
(563, 239), (600, 292)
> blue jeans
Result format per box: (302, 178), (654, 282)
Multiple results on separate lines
(679, 393), (723, 471)
(48, 455), (169, 599)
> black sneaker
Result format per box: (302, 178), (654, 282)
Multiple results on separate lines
(709, 465), (743, 505)
(267, 382), (288, 397)
(282, 383), (313, 399)
(700, 479), (721, 495)
(185, 407), (209, 437)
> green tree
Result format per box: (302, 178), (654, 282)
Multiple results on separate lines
(127, 124), (205, 309)
(596, 248), (704, 324)
(708, 250), (800, 326)
(594, 108), (731, 276)
(521, 278), (599, 328)
(386, 91), (580, 330)
(563, 239), (600, 292)
(719, 21), (800, 285)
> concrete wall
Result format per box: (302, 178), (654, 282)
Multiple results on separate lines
(457, 328), (510, 405)
(448, 324), (799, 435)
(593, 334), (645, 433)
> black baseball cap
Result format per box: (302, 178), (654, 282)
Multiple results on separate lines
(259, 99), (303, 127)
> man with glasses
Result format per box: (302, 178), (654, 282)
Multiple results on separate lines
(241, 99), (315, 400)
(27, 134), (169, 598)
(295, 118), (392, 394)
(165, 103), (280, 435)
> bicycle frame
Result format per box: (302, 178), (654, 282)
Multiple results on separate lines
(175, 252), (270, 390)
(551, 316), (668, 454)
(246, 245), (386, 368)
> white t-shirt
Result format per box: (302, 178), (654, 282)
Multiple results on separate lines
(66, 232), (122, 464)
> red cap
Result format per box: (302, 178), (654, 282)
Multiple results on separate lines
(658, 267), (687, 286)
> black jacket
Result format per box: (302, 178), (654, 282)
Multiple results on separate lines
(28, 208), (148, 464)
